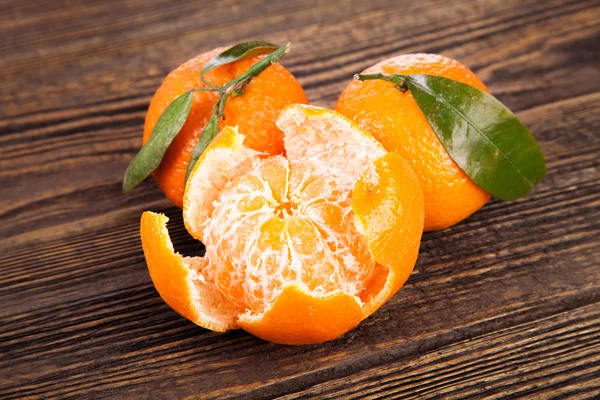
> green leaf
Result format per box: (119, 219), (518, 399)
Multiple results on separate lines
(404, 74), (546, 200)
(184, 113), (219, 184)
(200, 40), (280, 87)
(122, 91), (193, 194)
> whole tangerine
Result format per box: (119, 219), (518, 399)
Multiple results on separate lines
(336, 53), (492, 231)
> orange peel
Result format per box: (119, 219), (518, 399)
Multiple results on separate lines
(140, 104), (424, 344)
(141, 212), (238, 332)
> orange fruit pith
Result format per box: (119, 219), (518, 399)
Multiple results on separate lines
(143, 48), (309, 208)
(336, 53), (492, 231)
(140, 105), (425, 345)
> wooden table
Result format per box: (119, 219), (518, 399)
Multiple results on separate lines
(2, 0), (599, 398)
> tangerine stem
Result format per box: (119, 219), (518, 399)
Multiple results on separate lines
(354, 73), (409, 92)
(192, 87), (218, 93)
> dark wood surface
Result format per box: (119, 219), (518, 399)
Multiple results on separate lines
(1, 0), (599, 398)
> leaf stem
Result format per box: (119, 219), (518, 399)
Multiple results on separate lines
(200, 77), (221, 90)
(354, 73), (409, 92)
(192, 87), (218, 93)
(215, 90), (229, 118)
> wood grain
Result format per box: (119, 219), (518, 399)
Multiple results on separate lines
(1, 0), (599, 398)
(278, 303), (600, 399)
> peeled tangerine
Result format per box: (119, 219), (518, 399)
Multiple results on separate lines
(140, 104), (424, 345)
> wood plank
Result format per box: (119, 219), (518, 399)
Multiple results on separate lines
(2, 0), (597, 117)
(277, 302), (600, 399)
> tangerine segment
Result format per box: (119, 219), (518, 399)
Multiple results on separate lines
(238, 285), (364, 345)
(140, 212), (239, 332)
(336, 53), (491, 231)
(203, 156), (375, 314)
(277, 104), (387, 178)
(184, 105), (388, 246)
(352, 152), (425, 316)
(183, 126), (260, 243)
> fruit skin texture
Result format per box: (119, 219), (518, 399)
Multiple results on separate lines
(239, 285), (365, 345)
(143, 48), (309, 208)
(336, 53), (492, 231)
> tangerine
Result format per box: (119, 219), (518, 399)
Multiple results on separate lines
(336, 53), (492, 231)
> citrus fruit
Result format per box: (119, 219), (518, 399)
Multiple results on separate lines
(143, 48), (309, 208)
(140, 105), (425, 344)
(335, 53), (492, 231)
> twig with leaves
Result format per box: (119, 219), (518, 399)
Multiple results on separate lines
(123, 41), (290, 194)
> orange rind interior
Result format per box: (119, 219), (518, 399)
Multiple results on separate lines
(141, 104), (424, 344)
